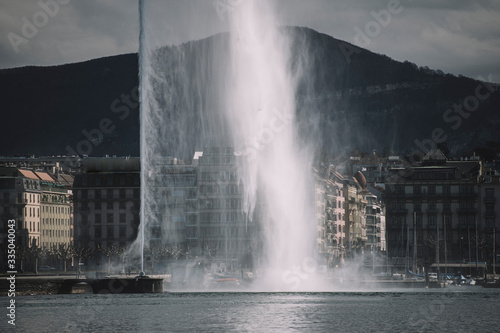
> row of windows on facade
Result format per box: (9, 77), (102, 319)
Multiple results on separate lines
(10, 193), (67, 204)
(389, 201), (479, 211)
(80, 174), (140, 187)
(147, 175), (195, 187)
(80, 200), (139, 210)
(42, 218), (71, 226)
(77, 189), (139, 199)
(196, 226), (246, 237)
(23, 180), (39, 190)
(326, 212), (345, 222)
(386, 229), (477, 243)
(200, 171), (238, 182)
(326, 199), (345, 209)
(199, 199), (242, 209)
(23, 205), (70, 217)
(392, 185), (478, 195)
(198, 185), (241, 195)
(41, 194), (69, 204)
(22, 193), (39, 203)
(94, 226), (128, 238)
(411, 171), (455, 180)
(81, 213), (139, 224)
(42, 229), (70, 238)
(199, 212), (244, 223)
(42, 241), (71, 249)
(26, 220), (70, 233)
(389, 215), (495, 227)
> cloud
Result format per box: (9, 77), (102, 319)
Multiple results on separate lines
(0, 0), (138, 67)
(0, 0), (498, 81)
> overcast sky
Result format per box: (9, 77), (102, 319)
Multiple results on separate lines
(1, 0), (499, 82)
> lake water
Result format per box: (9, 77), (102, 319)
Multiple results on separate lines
(10, 287), (500, 332)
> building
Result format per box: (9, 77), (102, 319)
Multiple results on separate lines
(365, 193), (386, 253)
(196, 147), (255, 269)
(314, 165), (346, 266)
(343, 176), (367, 256)
(39, 171), (73, 250)
(384, 150), (483, 273)
(0, 166), (72, 271)
(478, 159), (500, 272)
(145, 157), (198, 250)
(73, 157), (140, 257)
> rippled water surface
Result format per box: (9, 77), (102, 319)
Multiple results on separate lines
(12, 287), (500, 332)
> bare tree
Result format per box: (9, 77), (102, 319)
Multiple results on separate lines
(72, 244), (96, 277)
(51, 244), (73, 272)
(15, 244), (30, 272)
(29, 243), (47, 275)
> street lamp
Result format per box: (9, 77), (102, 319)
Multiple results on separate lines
(460, 234), (463, 275)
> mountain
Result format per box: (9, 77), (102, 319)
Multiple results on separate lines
(0, 27), (498, 159)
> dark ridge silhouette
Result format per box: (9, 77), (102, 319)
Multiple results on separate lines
(0, 27), (498, 158)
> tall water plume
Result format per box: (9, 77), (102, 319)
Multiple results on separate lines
(136, 0), (319, 290)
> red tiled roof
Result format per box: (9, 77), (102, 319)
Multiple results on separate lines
(18, 169), (39, 180)
(35, 171), (55, 182)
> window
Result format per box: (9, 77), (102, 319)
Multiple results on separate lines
(107, 213), (113, 224)
(486, 205), (495, 216)
(428, 215), (436, 227)
(443, 185), (451, 197)
(119, 226), (126, 237)
(467, 216), (475, 226)
(428, 186), (436, 196)
(416, 215), (422, 226)
(119, 214), (126, 224)
(95, 214), (101, 224)
(107, 226), (114, 238)
(413, 186), (421, 196)
(395, 186), (404, 197)
(95, 227), (102, 238)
